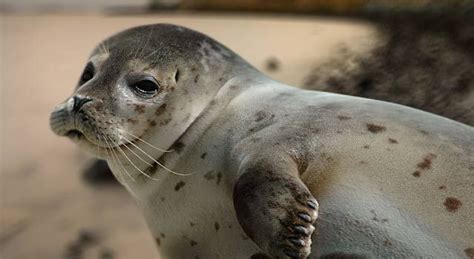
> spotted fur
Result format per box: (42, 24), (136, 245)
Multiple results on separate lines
(51, 24), (474, 258)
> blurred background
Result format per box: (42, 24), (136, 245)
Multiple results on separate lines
(1, 1), (473, 259)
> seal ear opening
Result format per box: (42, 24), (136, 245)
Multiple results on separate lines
(174, 69), (180, 83)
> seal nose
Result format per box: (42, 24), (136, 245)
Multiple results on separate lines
(72, 96), (93, 113)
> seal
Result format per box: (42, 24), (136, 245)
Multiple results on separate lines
(50, 24), (474, 258)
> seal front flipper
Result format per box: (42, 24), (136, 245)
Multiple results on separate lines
(233, 157), (318, 259)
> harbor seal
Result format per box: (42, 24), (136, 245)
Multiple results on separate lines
(50, 24), (474, 258)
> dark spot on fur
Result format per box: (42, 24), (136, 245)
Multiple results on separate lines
(190, 240), (197, 247)
(465, 248), (474, 259)
(155, 237), (161, 246)
(363, 145), (370, 149)
(366, 123), (386, 133)
(255, 111), (267, 122)
(370, 210), (389, 223)
(155, 104), (167, 116)
(174, 181), (185, 191)
(182, 113), (191, 122)
(189, 222), (195, 227)
(383, 240), (392, 247)
(194, 74), (199, 83)
(444, 197), (462, 212)
(438, 185), (447, 190)
(204, 170), (215, 180)
(419, 130), (429, 135)
(337, 115), (351, 120)
(160, 118), (172, 126)
(160, 233), (165, 238)
(160, 196), (165, 201)
(214, 222), (220, 231)
(219, 77), (224, 82)
(127, 118), (138, 124)
(216, 172), (222, 185)
(172, 142), (185, 153)
(148, 120), (156, 127)
(413, 171), (421, 177)
(359, 160), (367, 165)
(250, 253), (271, 259)
(388, 138), (398, 144)
(134, 104), (145, 114)
(200, 152), (207, 159)
(417, 153), (436, 170)
(250, 137), (261, 143)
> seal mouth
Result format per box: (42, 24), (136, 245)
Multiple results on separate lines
(69, 127), (141, 151)
(66, 129), (84, 139)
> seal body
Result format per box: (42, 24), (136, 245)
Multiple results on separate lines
(132, 79), (473, 258)
(50, 24), (474, 259)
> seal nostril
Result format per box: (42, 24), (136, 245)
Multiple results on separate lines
(72, 96), (93, 113)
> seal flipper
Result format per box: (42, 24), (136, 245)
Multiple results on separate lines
(233, 158), (318, 259)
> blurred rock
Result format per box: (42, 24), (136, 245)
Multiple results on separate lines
(264, 57), (281, 72)
(304, 9), (474, 125)
(82, 160), (117, 185)
(63, 229), (100, 259)
(99, 248), (115, 259)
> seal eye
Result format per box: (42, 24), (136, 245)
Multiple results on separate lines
(79, 62), (95, 85)
(132, 79), (159, 97)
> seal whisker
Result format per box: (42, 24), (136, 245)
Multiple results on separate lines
(103, 42), (110, 55)
(108, 136), (160, 181)
(137, 27), (154, 59)
(101, 135), (126, 184)
(99, 43), (106, 55)
(50, 121), (65, 127)
(103, 135), (135, 183)
(121, 134), (194, 177)
(102, 135), (127, 183)
(50, 113), (65, 119)
(50, 114), (66, 120)
(142, 49), (159, 60)
(120, 139), (154, 167)
(122, 131), (174, 153)
(50, 118), (64, 124)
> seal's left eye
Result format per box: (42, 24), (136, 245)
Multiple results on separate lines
(132, 80), (159, 97)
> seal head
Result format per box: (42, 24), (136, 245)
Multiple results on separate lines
(50, 24), (252, 162)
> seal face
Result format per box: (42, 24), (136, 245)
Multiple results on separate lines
(50, 24), (248, 183)
(51, 24), (474, 258)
